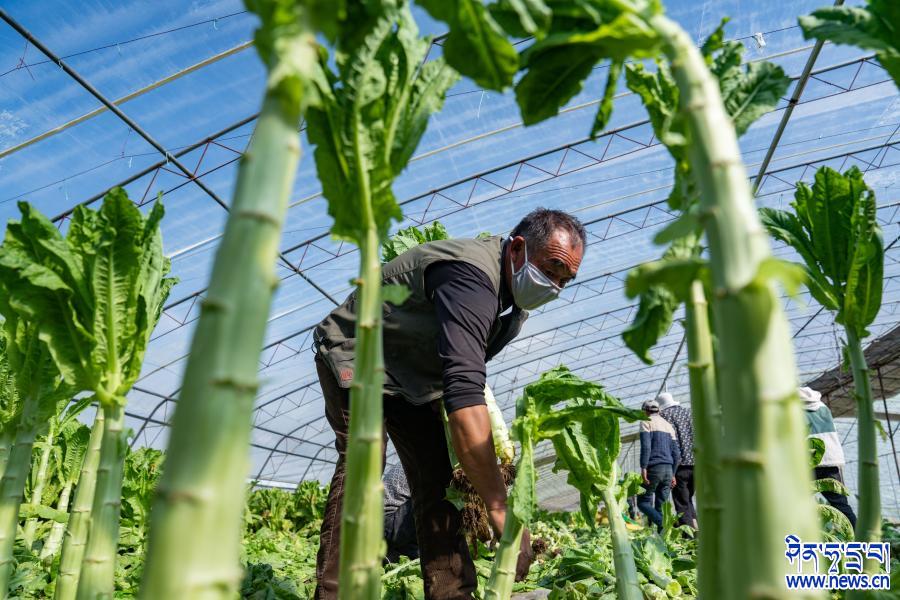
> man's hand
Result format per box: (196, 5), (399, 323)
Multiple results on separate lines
(515, 528), (534, 582)
(671, 476), (677, 488)
(486, 505), (507, 540)
(486, 504), (533, 581)
(448, 405), (537, 579)
(641, 468), (649, 485)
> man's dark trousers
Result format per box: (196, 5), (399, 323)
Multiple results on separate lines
(814, 466), (857, 529)
(313, 354), (476, 600)
(638, 463), (673, 531)
(671, 465), (696, 528)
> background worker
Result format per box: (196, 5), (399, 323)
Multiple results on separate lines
(383, 462), (418, 563)
(638, 398), (681, 531)
(799, 386), (858, 529)
(313, 208), (586, 600)
(657, 392), (697, 529)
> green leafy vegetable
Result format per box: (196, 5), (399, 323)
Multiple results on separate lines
(0, 188), (175, 598)
(818, 504), (855, 543)
(808, 437), (826, 468)
(139, 2), (344, 597)
(22, 418), (58, 549)
(761, 165), (884, 571)
(38, 419), (90, 566)
(514, 1), (662, 127)
(0, 334), (22, 482)
(416, 0), (519, 90)
(487, 0), (552, 37)
(557, 9), (814, 598)
(0, 312), (71, 593)
(486, 367), (645, 600)
(633, 534), (681, 596)
(382, 221), (451, 262)
(761, 167), (883, 338)
(54, 409), (103, 599)
(800, 0), (900, 87)
(813, 477), (850, 497)
(620, 20), (790, 379)
(305, 4), (458, 598)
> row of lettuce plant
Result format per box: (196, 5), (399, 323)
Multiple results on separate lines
(0, 188), (175, 600)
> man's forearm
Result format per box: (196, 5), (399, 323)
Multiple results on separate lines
(447, 404), (507, 521)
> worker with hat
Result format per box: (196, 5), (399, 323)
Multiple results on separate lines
(799, 386), (857, 529)
(657, 392), (697, 529)
(638, 398), (681, 531)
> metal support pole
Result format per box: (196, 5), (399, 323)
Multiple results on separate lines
(876, 367), (900, 485)
(657, 333), (686, 396)
(752, 0), (845, 192)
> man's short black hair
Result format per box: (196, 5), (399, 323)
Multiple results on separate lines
(510, 208), (587, 253)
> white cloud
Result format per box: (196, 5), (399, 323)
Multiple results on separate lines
(0, 110), (28, 142)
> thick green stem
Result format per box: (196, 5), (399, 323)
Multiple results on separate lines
(684, 280), (722, 596)
(484, 509), (524, 600)
(485, 385), (514, 464)
(337, 224), (385, 600)
(139, 74), (310, 597)
(0, 430), (14, 484)
(40, 480), (72, 564)
(443, 387), (512, 468)
(55, 409), (104, 600)
(0, 358), (46, 595)
(0, 416), (38, 593)
(23, 419), (56, 549)
(76, 404), (127, 600)
(651, 15), (821, 599)
(601, 464), (641, 600)
(845, 329), (880, 561)
(441, 406), (460, 469)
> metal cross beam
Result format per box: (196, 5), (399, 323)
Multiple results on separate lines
(0, 9), (338, 307)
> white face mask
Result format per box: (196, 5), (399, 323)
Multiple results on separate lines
(509, 239), (562, 310)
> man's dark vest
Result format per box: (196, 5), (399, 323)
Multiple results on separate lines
(313, 235), (527, 404)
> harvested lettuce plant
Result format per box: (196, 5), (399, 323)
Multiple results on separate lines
(381, 221), (450, 263)
(305, 4), (457, 596)
(139, 1), (333, 597)
(0, 189), (175, 598)
(486, 367), (644, 600)
(620, 22), (790, 597)
(428, 1), (822, 597)
(444, 385), (516, 546)
(761, 166), (884, 568)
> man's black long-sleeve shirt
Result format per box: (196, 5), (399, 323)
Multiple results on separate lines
(424, 260), (513, 414)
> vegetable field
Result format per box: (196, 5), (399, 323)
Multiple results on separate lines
(0, 0), (898, 599)
(5, 463), (895, 598)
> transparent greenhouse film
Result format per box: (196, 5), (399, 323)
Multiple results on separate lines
(0, 0), (896, 598)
